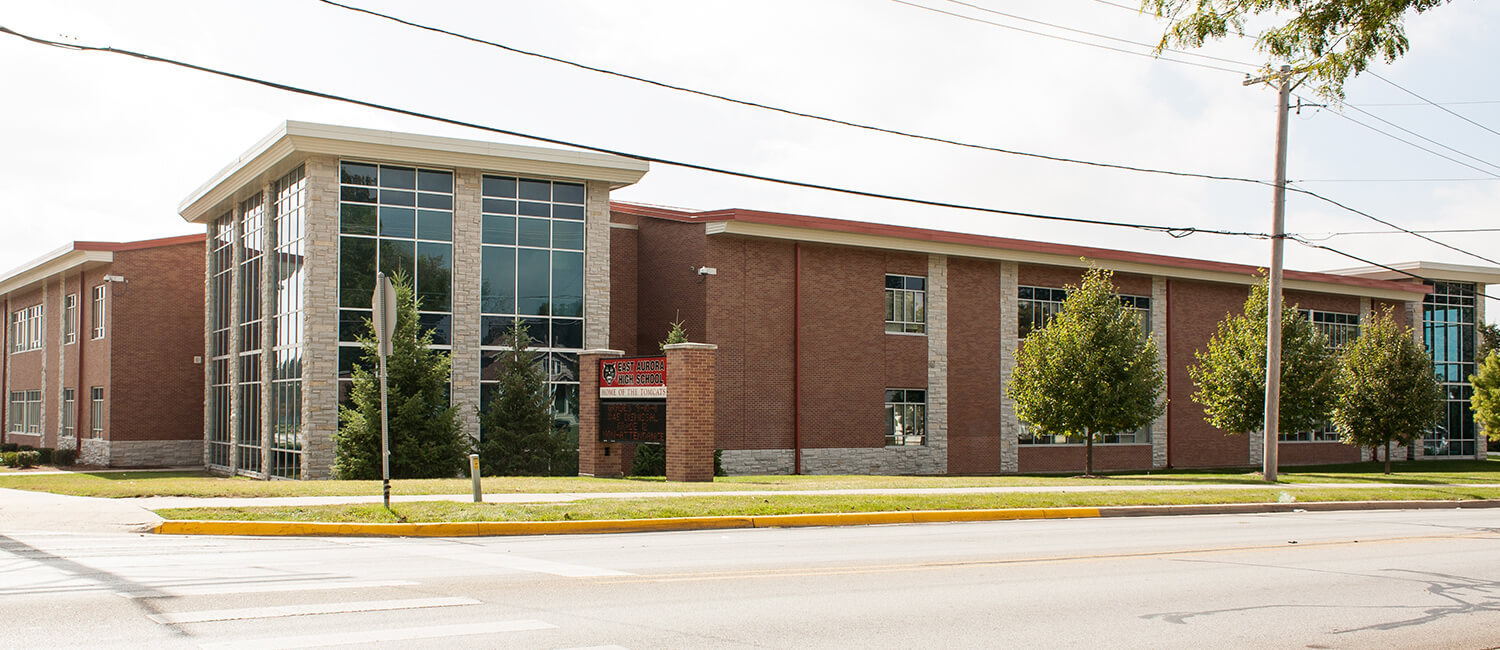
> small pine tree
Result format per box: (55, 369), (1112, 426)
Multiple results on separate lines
(660, 318), (688, 350)
(1333, 307), (1444, 474)
(1007, 266), (1167, 475)
(334, 272), (468, 479)
(1190, 275), (1337, 440)
(479, 319), (571, 475)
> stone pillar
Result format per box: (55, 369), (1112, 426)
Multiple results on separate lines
(450, 169), (483, 442)
(1151, 276), (1169, 469)
(583, 181), (612, 350)
(999, 261), (1019, 473)
(925, 255), (949, 474)
(301, 156), (341, 479)
(578, 349), (628, 477)
(665, 343), (716, 482)
(260, 184), (276, 477)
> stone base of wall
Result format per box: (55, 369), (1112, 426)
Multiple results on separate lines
(108, 439), (204, 468)
(80, 439), (110, 466)
(721, 447), (945, 475)
(56, 436), (77, 452)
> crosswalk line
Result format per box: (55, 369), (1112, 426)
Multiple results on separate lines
(116, 579), (418, 599)
(380, 541), (632, 578)
(148, 596), (480, 624)
(197, 619), (557, 649)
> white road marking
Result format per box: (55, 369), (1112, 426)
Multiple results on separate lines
(560, 646), (632, 650)
(378, 541), (632, 577)
(148, 596), (480, 624)
(197, 619), (557, 649)
(116, 579), (418, 599)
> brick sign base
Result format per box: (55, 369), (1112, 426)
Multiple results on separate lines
(578, 344), (717, 482)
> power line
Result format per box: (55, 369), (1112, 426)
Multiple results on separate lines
(1355, 100), (1500, 107)
(1289, 235), (1500, 302)
(1286, 181), (1500, 267)
(1297, 228), (1500, 240)
(0, 24), (1271, 241)
(1369, 71), (1500, 140)
(942, 0), (1258, 69)
(1291, 178), (1500, 183)
(1301, 94), (1500, 179)
(891, 0), (1251, 74)
(315, 0), (1274, 188)
(1334, 97), (1500, 175)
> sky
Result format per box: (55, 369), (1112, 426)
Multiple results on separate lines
(2, 0), (1497, 321)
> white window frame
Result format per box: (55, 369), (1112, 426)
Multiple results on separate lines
(884, 388), (927, 446)
(10, 305), (43, 353)
(91, 284), (107, 340)
(62, 388), (76, 437)
(884, 274), (927, 335)
(89, 386), (104, 439)
(63, 293), (77, 345)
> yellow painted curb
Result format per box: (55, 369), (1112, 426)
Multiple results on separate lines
(152, 507), (1102, 538)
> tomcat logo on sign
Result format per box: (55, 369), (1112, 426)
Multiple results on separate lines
(599, 356), (667, 398)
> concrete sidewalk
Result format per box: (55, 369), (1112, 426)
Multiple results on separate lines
(0, 487), (162, 534)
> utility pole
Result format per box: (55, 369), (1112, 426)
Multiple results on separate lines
(1245, 64), (1293, 482)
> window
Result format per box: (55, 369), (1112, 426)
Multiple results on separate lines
(1018, 423), (1151, 445)
(1020, 286), (1151, 339)
(208, 211), (234, 469)
(7, 391), (40, 433)
(62, 388), (75, 437)
(1423, 281), (1478, 457)
(63, 293), (77, 345)
(885, 389), (927, 446)
(270, 166), (307, 479)
(91, 284), (107, 339)
(884, 275), (926, 334)
(10, 304), (42, 353)
(1301, 309), (1360, 350)
(89, 387), (104, 439)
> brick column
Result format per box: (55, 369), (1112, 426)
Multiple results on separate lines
(665, 343), (716, 482)
(578, 349), (627, 477)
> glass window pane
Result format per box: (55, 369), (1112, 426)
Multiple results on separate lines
(380, 189), (415, 207)
(340, 204), (376, 235)
(417, 192), (453, 210)
(379, 207), (415, 238)
(552, 318), (582, 349)
(519, 179), (550, 201)
(417, 210), (452, 241)
(339, 309), (369, 342)
(908, 277), (925, 291)
(380, 166), (415, 189)
(553, 220), (584, 250)
(338, 237), (376, 308)
(338, 346), (364, 379)
(379, 239), (415, 279)
(341, 162), (378, 186)
(340, 186), (376, 203)
(552, 204), (585, 221)
(481, 351), (503, 381)
(482, 198), (517, 215)
(518, 218), (550, 247)
(417, 170), (453, 193)
(418, 313), (451, 345)
(553, 182), (584, 204)
(520, 317), (548, 346)
(483, 214), (516, 245)
(552, 251), (584, 318)
(481, 246), (515, 315)
(416, 242), (452, 312)
(518, 201), (550, 218)
(482, 176), (516, 198)
(481, 316), (510, 347)
(517, 249), (550, 316)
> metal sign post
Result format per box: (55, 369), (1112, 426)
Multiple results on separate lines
(371, 272), (397, 509)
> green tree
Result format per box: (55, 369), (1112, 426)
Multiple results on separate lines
(1007, 266), (1167, 475)
(1190, 277), (1336, 446)
(334, 272), (468, 479)
(1333, 307), (1444, 473)
(1470, 349), (1500, 445)
(1145, 0), (1455, 99)
(1477, 322), (1500, 358)
(479, 319), (573, 475)
(660, 317), (688, 350)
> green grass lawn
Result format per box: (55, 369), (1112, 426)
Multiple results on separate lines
(153, 485), (1500, 523)
(2, 458), (1498, 499)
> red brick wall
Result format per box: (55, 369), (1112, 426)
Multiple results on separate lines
(110, 243), (205, 442)
(1167, 279), (1252, 468)
(946, 258), (1003, 474)
(1278, 442), (1360, 465)
(4, 284), (46, 446)
(1018, 263), (1152, 295)
(1019, 445), (1153, 473)
(705, 236), (795, 451)
(635, 219), (706, 356)
(665, 345), (715, 482)
(609, 227), (639, 355)
(1284, 289), (1359, 313)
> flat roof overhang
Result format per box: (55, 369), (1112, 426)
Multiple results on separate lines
(179, 121), (650, 224)
(1324, 261), (1500, 287)
(0, 247), (112, 297)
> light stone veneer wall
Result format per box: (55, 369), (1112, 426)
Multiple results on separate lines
(300, 156), (341, 479)
(1474, 287), (1487, 460)
(998, 261), (1020, 472)
(1151, 276), (1169, 468)
(451, 169), (483, 442)
(109, 440), (203, 468)
(584, 181), (611, 350)
(80, 438), (110, 467)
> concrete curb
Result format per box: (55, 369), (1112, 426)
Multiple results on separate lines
(151, 499), (1500, 538)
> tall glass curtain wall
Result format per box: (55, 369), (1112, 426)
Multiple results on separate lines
(1016, 287), (1153, 444)
(270, 167), (306, 478)
(337, 162), (454, 398)
(478, 176), (585, 432)
(236, 195), (264, 474)
(1424, 281), (1477, 456)
(208, 214), (234, 468)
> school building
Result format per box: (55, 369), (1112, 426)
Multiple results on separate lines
(174, 121), (1496, 478)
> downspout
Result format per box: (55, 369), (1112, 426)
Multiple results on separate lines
(793, 242), (802, 475)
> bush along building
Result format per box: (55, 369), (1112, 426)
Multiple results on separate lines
(179, 122), (1499, 478)
(1, 235), (206, 466)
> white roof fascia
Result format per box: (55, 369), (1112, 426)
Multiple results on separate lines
(1324, 261), (1500, 286)
(180, 121), (649, 223)
(708, 221), (1427, 302)
(0, 247), (112, 297)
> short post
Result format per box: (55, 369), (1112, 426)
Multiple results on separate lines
(469, 453), (482, 503)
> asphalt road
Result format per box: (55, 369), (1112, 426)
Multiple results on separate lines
(3, 509), (1499, 648)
